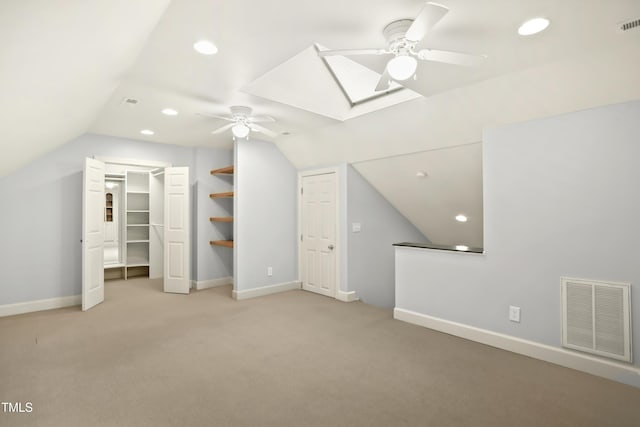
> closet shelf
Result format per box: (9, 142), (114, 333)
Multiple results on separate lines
(210, 165), (234, 175)
(210, 217), (233, 222)
(104, 263), (125, 269)
(210, 240), (234, 248)
(127, 224), (149, 227)
(127, 210), (150, 213)
(127, 240), (150, 243)
(210, 191), (234, 199)
(127, 262), (150, 268)
(127, 191), (150, 194)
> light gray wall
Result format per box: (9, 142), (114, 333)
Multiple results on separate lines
(347, 165), (429, 308)
(395, 100), (640, 369)
(235, 139), (297, 291)
(0, 134), (232, 305)
(194, 147), (234, 283)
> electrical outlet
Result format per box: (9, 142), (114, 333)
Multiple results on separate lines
(267, 267), (273, 277)
(352, 223), (361, 233)
(509, 306), (521, 323)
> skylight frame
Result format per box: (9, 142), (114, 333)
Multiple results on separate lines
(317, 46), (406, 108)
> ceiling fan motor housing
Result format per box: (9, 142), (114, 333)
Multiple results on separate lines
(383, 19), (416, 54)
(230, 105), (252, 119)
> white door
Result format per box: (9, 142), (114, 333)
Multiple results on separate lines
(164, 167), (190, 294)
(300, 172), (337, 297)
(82, 158), (105, 310)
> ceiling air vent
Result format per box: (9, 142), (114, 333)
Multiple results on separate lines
(561, 277), (632, 362)
(619, 18), (640, 32)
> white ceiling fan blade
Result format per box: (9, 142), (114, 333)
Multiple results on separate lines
(211, 123), (235, 135)
(248, 115), (276, 123)
(249, 124), (278, 138)
(198, 112), (234, 122)
(375, 68), (393, 92)
(405, 2), (449, 42)
(318, 48), (388, 57)
(417, 49), (486, 66)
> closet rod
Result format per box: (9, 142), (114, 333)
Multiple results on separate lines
(151, 224), (164, 227)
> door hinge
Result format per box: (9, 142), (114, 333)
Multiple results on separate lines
(300, 187), (303, 195)
(300, 234), (303, 242)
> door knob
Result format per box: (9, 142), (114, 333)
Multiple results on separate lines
(328, 244), (334, 250)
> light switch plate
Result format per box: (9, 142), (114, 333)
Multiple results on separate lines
(352, 223), (361, 233)
(509, 306), (521, 323)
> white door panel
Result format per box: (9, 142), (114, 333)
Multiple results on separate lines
(164, 167), (190, 294)
(301, 172), (337, 297)
(83, 158), (105, 310)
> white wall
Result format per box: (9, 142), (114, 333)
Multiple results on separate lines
(395, 101), (640, 371)
(234, 139), (298, 291)
(0, 134), (232, 305)
(347, 166), (429, 308)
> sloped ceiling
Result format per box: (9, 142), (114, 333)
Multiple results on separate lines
(2, 0), (640, 246)
(0, 0), (171, 176)
(353, 144), (483, 248)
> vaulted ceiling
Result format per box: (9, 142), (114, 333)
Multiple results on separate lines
(2, 0), (640, 245)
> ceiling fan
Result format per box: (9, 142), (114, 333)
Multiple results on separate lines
(201, 106), (277, 140)
(318, 2), (486, 91)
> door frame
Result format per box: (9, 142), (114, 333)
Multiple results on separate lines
(297, 167), (342, 299)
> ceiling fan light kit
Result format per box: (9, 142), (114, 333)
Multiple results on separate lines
(232, 123), (250, 139)
(387, 54), (418, 81)
(203, 105), (277, 140)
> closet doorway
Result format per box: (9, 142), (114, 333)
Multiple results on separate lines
(82, 157), (191, 311)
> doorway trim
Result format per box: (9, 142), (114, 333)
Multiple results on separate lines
(297, 167), (341, 299)
(95, 156), (172, 169)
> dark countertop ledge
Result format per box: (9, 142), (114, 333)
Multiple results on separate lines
(393, 242), (484, 254)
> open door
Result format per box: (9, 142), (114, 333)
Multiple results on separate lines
(164, 167), (191, 293)
(82, 158), (106, 310)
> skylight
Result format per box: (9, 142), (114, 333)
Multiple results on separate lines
(242, 45), (422, 121)
(320, 52), (403, 106)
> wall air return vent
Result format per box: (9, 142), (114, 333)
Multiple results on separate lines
(619, 18), (640, 32)
(561, 277), (632, 362)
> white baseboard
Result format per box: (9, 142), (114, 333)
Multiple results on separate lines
(194, 276), (233, 291)
(394, 307), (640, 388)
(232, 281), (301, 301)
(336, 290), (358, 302)
(0, 295), (81, 317)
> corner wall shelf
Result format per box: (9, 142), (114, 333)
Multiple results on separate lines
(210, 240), (234, 248)
(210, 191), (234, 198)
(210, 166), (234, 175)
(210, 217), (233, 222)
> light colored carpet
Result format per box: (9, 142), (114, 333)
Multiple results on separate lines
(1, 278), (639, 427)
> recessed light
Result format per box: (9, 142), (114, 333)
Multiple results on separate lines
(193, 40), (218, 55)
(455, 245), (469, 251)
(162, 108), (178, 116)
(140, 129), (154, 135)
(518, 17), (550, 36)
(455, 214), (468, 222)
(416, 171), (427, 178)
